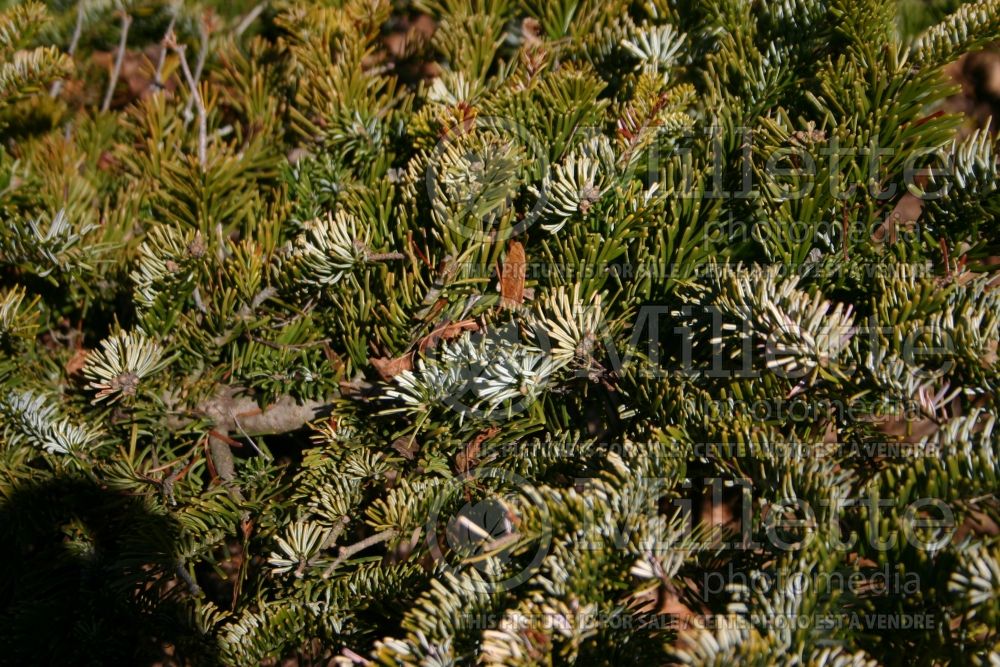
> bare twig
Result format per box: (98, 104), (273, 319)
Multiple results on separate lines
(164, 385), (330, 437)
(170, 36), (208, 169)
(319, 515), (352, 551)
(232, 412), (268, 460)
(176, 563), (202, 596)
(164, 385), (330, 504)
(50, 0), (86, 97)
(160, 459), (192, 505)
(151, 13), (177, 91)
(234, 1), (268, 38)
(322, 529), (398, 578)
(207, 431), (244, 501)
(339, 648), (372, 665)
(101, 11), (133, 112)
(215, 222), (226, 261)
(366, 250), (406, 262)
(455, 515), (492, 540)
(184, 18), (212, 119)
(462, 532), (522, 564)
(249, 336), (332, 351)
(355, 239), (405, 263)
(192, 286), (208, 314)
(193, 21), (210, 84)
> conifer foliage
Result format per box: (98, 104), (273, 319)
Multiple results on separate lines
(0, 0), (999, 664)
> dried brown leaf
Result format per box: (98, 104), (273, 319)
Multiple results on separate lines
(500, 240), (526, 308)
(65, 348), (89, 376)
(417, 319), (479, 354)
(371, 352), (414, 381)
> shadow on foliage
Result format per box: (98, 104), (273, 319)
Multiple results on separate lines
(0, 476), (219, 666)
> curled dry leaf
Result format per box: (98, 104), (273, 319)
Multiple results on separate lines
(875, 193), (923, 244)
(417, 319), (479, 354)
(392, 436), (419, 461)
(65, 348), (90, 376)
(371, 352), (414, 381)
(372, 318), (480, 381)
(875, 171), (929, 244)
(455, 426), (499, 473)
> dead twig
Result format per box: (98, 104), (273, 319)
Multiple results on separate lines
(151, 11), (178, 91)
(101, 10), (133, 112)
(183, 18), (212, 119)
(168, 33), (208, 169)
(50, 0), (86, 98)
(234, 1), (268, 38)
(176, 563), (202, 596)
(322, 529), (398, 578)
(165, 385), (331, 504)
